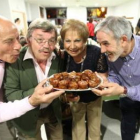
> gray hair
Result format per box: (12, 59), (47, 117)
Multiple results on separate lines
(27, 18), (57, 40)
(95, 16), (133, 41)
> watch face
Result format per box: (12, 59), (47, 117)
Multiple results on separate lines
(124, 86), (127, 94)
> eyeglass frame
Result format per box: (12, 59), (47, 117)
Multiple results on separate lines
(32, 37), (56, 46)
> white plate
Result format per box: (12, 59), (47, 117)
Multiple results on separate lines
(46, 73), (103, 92)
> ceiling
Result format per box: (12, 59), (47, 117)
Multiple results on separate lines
(25, 0), (132, 7)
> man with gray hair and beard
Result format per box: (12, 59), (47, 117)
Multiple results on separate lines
(4, 18), (64, 140)
(92, 16), (140, 140)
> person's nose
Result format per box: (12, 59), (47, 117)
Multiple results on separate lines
(14, 39), (21, 50)
(43, 41), (51, 48)
(100, 45), (107, 53)
(42, 43), (50, 50)
(69, 42), (75, 49)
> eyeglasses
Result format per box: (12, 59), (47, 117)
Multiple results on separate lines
(33, 37), (56, 46)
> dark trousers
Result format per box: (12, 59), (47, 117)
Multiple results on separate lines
(120, 97), (140, 140)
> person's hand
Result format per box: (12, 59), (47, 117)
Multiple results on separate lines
(92, 82), (124, 96)
(29, 79), (65, 106)
(66, 93), (80, 102)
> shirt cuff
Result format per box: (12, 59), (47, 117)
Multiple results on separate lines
(25, 97), (36, 110)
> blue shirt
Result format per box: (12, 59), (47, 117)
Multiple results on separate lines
(108, 35), (140, 101)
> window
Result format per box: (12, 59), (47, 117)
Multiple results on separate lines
(87, 7), (107, 19)
(46, 8), (67, 19)
(46, 8), (57, 19)
(46, 8), (67, 26)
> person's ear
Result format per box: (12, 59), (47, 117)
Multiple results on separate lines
(27, 38), (31, 46)
(120, 35), (128, 43)
(120, 35), (128, 47)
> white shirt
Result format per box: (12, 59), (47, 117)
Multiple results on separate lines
(0, 61), (5, 102)
(0, 62), (5, 88)
(0, 61), (35, 122)
(23, 47), (56, 108)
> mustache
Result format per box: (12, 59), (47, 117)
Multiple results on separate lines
(39, 48), (50, 53)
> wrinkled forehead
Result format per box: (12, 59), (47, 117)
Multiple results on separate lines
(0, 19), (17, 33)
(32, 28), (56, 37)
(0, 26), (18, 42)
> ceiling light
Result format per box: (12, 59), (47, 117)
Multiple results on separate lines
(101, 7), (105, 12)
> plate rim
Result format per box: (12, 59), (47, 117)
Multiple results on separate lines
(47, 73), (103, 91)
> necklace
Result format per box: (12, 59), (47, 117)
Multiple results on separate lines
(66, 55), (86, 72)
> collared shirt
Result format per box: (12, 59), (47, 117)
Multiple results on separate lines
(23, 47), (56, 108)
(23, 47), (56, 83)
(108, 34), (140, 101)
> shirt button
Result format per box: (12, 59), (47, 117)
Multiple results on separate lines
(129, 75), (132, 78)
(128, 64), (130, 67)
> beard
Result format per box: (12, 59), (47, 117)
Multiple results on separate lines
(106, 47), (124, 62)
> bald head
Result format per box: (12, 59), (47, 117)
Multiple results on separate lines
(0, 15), (21, 63)
(0, 16), (17, 37)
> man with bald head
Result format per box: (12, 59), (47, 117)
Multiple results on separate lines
(0, 16), (64, 140)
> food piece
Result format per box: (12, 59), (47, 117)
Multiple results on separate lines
(53, 73), (63, 80)
(81, 73), (89, 81)
(89, 73), (98, 80)
(69, 71), (76, 78)
(61, 72), (69, 79)
(68, 81), (79, 89)
(83, 69), (93, 76)
(58, 79), (69, 89)
(49, 78), (59, 88)
(89, 80), (99, 88)
(78, 80), (88, 89)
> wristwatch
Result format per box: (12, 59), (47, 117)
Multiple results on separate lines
(123, 86), (127, 94)
(120, 86), (127, 97)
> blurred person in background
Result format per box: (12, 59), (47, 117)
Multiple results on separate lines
(14, 18), (24, 36)
(87, 17), (96, 41)
(19, 36), (28, 47)
(135, 18), (140, 35)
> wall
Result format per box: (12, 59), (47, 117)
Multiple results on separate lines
(25, 2), (31, 21)
(25, 3), (47, 22)
(0, 0), (28, 35)
(107, 0), (140, 28)
(9, 0), (26, 12)
(67, 7), (87, 23)
(8, 0), (27, 21)
(0, 0), (12, 20)
(28, 4), (40, 21)
(0, 0), (27, 21)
